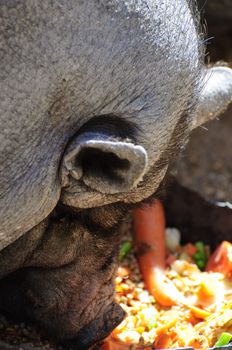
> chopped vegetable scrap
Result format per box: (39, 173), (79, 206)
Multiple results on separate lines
(214, 332), (232, 347)
(119, 241), (133, 262)
(133, 201), (181, 307)
(206, 241), (232, 278)
(192, 241), (208, 271)
(104, 200), (232, 349)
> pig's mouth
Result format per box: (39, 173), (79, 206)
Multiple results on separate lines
(0, 267), (125, 349)
(62, 302), (125, 350)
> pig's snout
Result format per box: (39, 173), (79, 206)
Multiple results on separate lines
(0, 203), (127, 348)
(62, 302), (126, 350)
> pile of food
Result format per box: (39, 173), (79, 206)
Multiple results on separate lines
(103, 200), (232, 349)
(0, 315), (56, 349)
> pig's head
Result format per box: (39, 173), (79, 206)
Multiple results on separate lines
(1, 0), (232, 348)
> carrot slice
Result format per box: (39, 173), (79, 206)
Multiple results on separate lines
(133, 200), (181, 306)
(189, 305), (211, 319)
(205, 241), (232, 277)
(153, 334), (173, 349)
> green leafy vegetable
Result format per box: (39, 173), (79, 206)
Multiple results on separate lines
(214, 332), (232, 347)
(119, 241), (132, 262)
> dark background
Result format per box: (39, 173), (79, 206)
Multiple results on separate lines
(174, 0), (232, 202)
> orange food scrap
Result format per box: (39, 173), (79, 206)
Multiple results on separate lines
(153, 334), (172, 349)
(197, 277), (217, 299)
(189, 305), (211, 319)
(134, 200), (181, 306)
(206, 241), (232, 278)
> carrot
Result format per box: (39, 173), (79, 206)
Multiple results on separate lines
(188, 339), (203, 349)
(101, 343), (109, 350)
(134, 200), (166, 269)
(133, 200), (181, 306)
(102, 340), (136, 350)
(153, 334), (173, 349)
(189, 305), (211, 319)
(205, 241), (232, 277)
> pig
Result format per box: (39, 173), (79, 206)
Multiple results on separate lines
(0, 0), (232, 349)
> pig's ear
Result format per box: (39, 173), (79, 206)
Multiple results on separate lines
(61, 131), (148, 194)
(191, 66), (232, 130)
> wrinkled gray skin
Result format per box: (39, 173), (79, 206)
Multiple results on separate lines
(1, 1), (232, 349)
